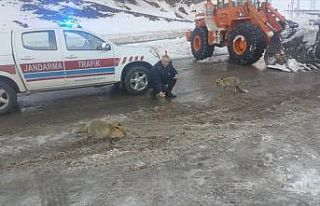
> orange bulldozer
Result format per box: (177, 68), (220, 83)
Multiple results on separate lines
(186, 0), (292, 65)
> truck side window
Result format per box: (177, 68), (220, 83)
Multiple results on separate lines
(64, 30), (105, 51)
(22, 31), (57, 50)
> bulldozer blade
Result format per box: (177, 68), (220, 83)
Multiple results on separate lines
(268, 33), (283, 54)
(267, 59), (320, 72)
(264, 33), (286, 66)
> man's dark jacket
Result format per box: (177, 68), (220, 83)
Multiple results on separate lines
(149, 61), (178, 93)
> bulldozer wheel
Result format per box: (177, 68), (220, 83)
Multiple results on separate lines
(315, 29), (320, 60)
(191, 27), (213, 60)
(206, 45), (215, 58)
(316, 46), (320, 60)
(227, 23), (266, 65)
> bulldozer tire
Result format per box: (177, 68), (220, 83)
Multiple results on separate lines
(315, 29), (320, 60)
(206, 45), (215, 58)
(191, 27), (212, 60)
(227, 23), (266, 65)
(315, 46), (320, 60)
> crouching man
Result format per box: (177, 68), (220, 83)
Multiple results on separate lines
(149, 54), (178, 98)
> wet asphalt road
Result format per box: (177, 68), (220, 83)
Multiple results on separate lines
(0, 57), (320, 134)
(2, 57), (320, 206)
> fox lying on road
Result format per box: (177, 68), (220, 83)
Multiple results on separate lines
(216, 76), (249, 94)
(73, 120), (126, 143)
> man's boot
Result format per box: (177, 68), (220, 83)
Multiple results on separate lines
(150, 89), (157, 99)
(165, 79), (177, 98)
(165, 92), (177, 98)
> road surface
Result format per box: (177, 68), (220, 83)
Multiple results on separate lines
(1, 58), (320, 206)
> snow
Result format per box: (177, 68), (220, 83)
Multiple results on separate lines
(79, 13), (193, 35)
(126, 37), (228, 60)
(105, 29), (186, 44)
(288, 168), (320, 197)
(91, 0), (179, 19)
(126, 37), (192, 59)
(0, 0), (56, 30)
(0, 0), (194, 34)
(267, 59), (310, 72)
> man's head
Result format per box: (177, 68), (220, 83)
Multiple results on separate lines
(161, 55), (171, 68)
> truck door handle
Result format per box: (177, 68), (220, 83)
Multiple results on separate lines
(66, 55), (78, 60)
(20, 56), (34, 61)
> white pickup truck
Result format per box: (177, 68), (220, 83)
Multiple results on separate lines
(0, 28), (160, 114)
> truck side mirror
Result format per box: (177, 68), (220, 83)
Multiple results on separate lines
(98, 42), (111, 51)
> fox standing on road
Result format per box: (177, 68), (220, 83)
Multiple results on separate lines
(216, 76), (249, 94)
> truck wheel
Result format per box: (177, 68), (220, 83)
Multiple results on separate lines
(227, 23), (266, 65)
(124, 66), (149, 95)
(191, 27), (212, 60)
(0, 82), (17, 115)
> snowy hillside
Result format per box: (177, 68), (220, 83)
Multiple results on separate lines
(0, 0), (301, 35)
(0, 0), (201, 34)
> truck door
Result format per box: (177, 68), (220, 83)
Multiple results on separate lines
(14, 30), (65, 90)
(61, 30), (116, 86)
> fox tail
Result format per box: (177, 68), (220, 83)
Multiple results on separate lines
(71, 122), (88, 134)
(236, 86), (249, 93)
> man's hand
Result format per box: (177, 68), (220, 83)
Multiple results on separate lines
(158, 91), (166, 98)
(174, 74), (179, 80)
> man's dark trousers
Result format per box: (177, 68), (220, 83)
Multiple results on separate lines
(164, 79), (176, 95)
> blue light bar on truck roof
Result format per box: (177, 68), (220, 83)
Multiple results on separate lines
(58, 19), (82, 28)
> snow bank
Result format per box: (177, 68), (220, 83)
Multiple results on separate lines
(79, 13), (193, 35)
(127, 37), (193, 59)
(0, 1), (56, 30)
(0, 0), (194, 34)
(126, 37), (228, 60)
(267, 59), (317, 72)
(287, 168), (320, 197)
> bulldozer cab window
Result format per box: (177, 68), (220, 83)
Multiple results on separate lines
(235, 0), (244, 6)
(231, 0), (242, 6)
(217, 0), (227, 8)
(250, 0), (261, 7)
(232, 0), (263, 6)
(232, 0), (246, 6)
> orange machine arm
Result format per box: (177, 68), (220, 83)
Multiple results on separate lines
(265, 2), (286, 23)
(245, 3), (274, 41)
(262, 2), (286, 33)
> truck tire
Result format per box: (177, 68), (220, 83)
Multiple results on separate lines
(227, 23), (266, 65)
(124, 66), (149, 95)
(0, 81), (17, 115)
(191, 27), (213, 60)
